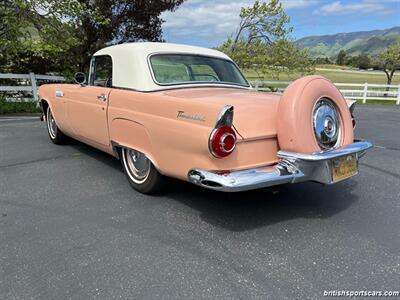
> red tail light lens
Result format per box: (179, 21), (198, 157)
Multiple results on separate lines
(209, 126), (237, 158)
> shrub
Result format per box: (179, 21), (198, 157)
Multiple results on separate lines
(0, 98), (41, 114)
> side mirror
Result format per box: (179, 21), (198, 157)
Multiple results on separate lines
(74, 72), (87, 85)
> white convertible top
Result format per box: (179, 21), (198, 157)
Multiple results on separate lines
(93, 42), (235, 91)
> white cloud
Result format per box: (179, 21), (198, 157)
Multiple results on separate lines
(315, 0), (392, 15)
(162, 0), (319, 42)
(162, 1), (246, 39)
(283, 0), (319, 9)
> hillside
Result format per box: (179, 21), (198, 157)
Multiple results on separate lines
(296, 27), (400, 58)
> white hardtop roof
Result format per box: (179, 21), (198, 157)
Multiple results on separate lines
(94, 42), (231, 61)
(92, 42), (243, 92)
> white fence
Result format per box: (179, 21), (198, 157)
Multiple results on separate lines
(251, 80), (400, 105)
(0, 73), (65, 101)
(1, 74), (399, 105)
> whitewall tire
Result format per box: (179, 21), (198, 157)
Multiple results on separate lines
(121, 148), (165, 194)
(46, 106), (67, 145)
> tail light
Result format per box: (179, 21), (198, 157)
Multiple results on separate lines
(209, 126), (237, 158)
(209, 105), (236, 158)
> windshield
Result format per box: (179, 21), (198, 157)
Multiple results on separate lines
(149, 54), (249, 87)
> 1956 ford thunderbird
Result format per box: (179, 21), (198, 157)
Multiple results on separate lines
(38, 42), (372, 194)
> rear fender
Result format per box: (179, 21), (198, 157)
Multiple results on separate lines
(109, 118), (160, 170)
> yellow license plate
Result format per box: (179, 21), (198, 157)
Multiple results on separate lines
(331, 154), (358, 183)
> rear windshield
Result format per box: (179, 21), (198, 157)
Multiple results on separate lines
(149, 54), (249, 87)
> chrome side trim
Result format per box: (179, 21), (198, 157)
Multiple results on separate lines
(188, 141), (372, 192)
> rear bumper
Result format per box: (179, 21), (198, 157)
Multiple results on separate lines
(187, 141), (372, 192)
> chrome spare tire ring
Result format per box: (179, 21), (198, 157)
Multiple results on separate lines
(313, 98), (342, 150)
(122, 148), (151, 184)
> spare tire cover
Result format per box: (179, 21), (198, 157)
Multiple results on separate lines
(277, 75), (353, 153)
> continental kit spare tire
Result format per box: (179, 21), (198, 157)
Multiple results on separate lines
(277, 75), (354, 154)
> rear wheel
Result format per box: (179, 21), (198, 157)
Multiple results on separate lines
(46, 106), (68, 144)
(121, 148), (165, 194)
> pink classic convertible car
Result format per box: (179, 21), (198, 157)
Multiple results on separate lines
(38, 42), (372, 194)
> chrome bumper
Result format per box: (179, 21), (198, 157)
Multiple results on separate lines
(188, 141), (372, 192)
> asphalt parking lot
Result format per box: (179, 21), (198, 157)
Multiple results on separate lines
(0, 105), (399, 299)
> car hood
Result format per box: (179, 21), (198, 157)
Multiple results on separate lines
(159, 87), (281, 140)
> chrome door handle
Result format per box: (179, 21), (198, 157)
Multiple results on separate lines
(97, 94), (107, 101)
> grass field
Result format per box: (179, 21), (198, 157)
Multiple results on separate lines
(244, 67), (400, 85)
(244, 66), (400, 106)
(314, 64), (352, 70)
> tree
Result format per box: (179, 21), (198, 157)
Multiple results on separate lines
(253, 39), (314, 79)
(378, 42), (400, 86)
(231, 0), (291, 52)
(357, 54), (371, 70)
(217, 0), (314, 80)
(0, 0), (185, 75)
(0, 0), (35, 72)
(314, 57), (333, 65)
(324, 57), (332, 64)
(336, 50), (346, 65)
(345, 54), (371, 69)
(0, 0), (84, 74)
(71, 0), (185, 71)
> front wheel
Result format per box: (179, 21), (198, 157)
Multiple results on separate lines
(121, 148), (165, 194)
(46, 106), (68, 144)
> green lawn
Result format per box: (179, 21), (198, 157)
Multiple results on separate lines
(315, 64), (353, 70)
(244, 68), (400, 85)
(356, 100), (397, 106)
(244, 66), (400, 106)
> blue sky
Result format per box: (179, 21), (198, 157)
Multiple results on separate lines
(161, 0), (400, 47)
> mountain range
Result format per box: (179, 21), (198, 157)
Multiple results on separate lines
(296, 26), (400, 59)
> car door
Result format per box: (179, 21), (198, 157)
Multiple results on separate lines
(67, 55), (113, 146)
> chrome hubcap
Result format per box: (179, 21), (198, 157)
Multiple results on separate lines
(124, 149), (151, 183)
(47, 108), (57, 139)
(313, 98), (341, 150)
